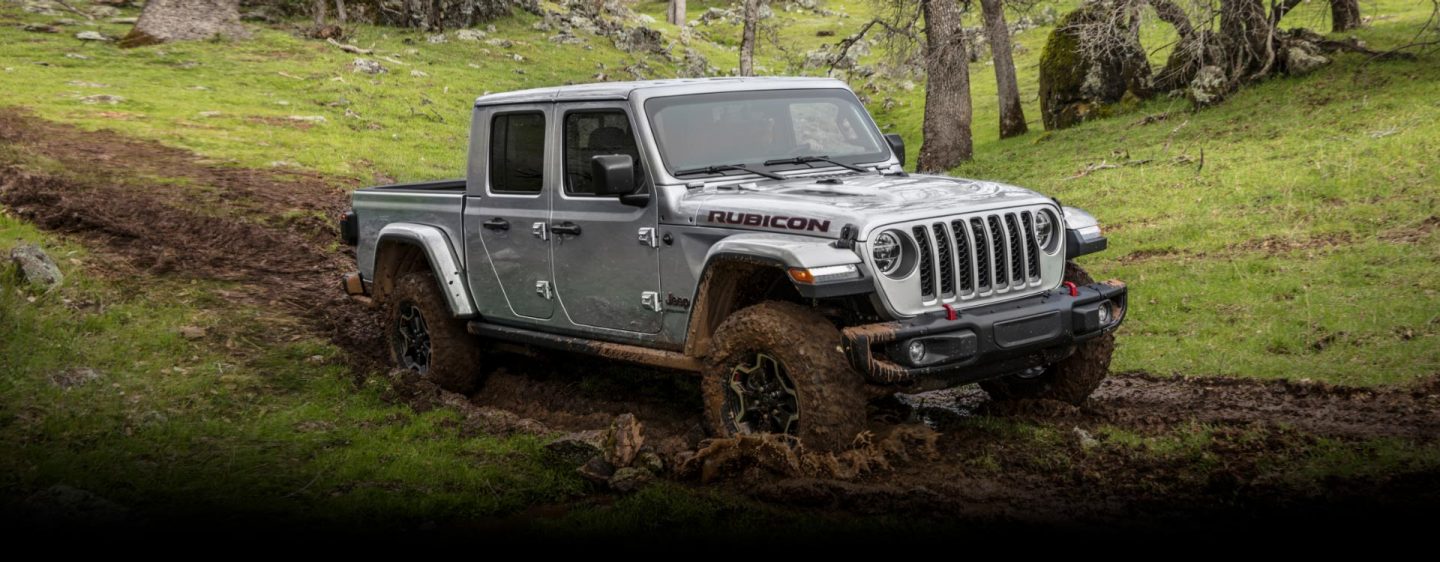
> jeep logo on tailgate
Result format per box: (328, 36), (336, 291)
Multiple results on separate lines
(706, 211), (831, 233)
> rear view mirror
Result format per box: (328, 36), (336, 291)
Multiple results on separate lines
(885, 134), (906, 168)
(591, 154), (638, 196)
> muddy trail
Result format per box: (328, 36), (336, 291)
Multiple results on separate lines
(3, 109), (1438, 531)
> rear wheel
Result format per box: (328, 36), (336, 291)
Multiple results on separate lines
(386, 270), (483, 394)
(979, 262), (1115, 405)
(702, 301), (866, 451)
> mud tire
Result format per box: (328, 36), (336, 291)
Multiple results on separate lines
(979, 261), (1115, 405)
(702, 301), (867, 451)
(386, 270), (483, 394)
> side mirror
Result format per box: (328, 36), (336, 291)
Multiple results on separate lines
(591, 154), (638, 196)
(884, 134), (906, 168)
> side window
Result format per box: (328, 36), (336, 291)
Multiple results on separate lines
(488, 112), (545, 194)
(563, 110), (641, 196)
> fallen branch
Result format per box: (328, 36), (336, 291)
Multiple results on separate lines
(52, 0), (94, 21)
(326, 38), (372, 55)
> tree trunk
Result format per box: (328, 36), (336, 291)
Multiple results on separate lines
(740, 0), (760, 75)
(313, 0), (327, 26)
(979, 0), (1026, 139)
(1330, 0), (1361, 32)
(335, 0), (347, 23)
(668, 0), (687, 26)
(917, 0), (973, 171)
(119, 0), (247, 48)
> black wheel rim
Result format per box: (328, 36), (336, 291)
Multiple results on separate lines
(394, 302), (431, 374)
(723, 352), (800, 437)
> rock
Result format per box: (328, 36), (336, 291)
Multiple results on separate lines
(1285, 45), (1329, 76)
(1186, 65), (1227, 107)
(454, 29), (485, 42)
(426, 33), (448, 44)
(80, 94), (123, 105)
(197, 111), (222, 118)
(604, 413), (644, 467)
(545, 430), (605, 465)
(483, 38), (512, 48)
(178, 325), (206, 340)
(66, 80), (108, 88)
(1039, 3), (1153, 130)
(63, 53), (88, 60)
(50, 367), (102, 389)
(24, 23), (60, 33)
(350, 58), (385, 74)
(1073, 426), (1099, 449)
(75, 31), (113, 42)
(608, 466), (654, 493)
(87, 5), (119, 17)
(634, 448), (664, 474)
(286, 115), (326, 123)
(577, 456), (616, 484)
(10, 243), (63, 288)
(24, 485), (130, 528)
(409, 69), (428, 78)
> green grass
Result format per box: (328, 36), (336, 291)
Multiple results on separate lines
(0, 211), (585, 523)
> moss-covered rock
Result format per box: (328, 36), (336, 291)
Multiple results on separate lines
(1038, 2), (1152, 130)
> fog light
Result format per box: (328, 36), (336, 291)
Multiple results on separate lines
(1097, 301), (1113, 325)
(907, 340), (927, 364)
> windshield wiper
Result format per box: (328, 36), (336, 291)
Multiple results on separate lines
(673, 163), (785, 181)
(763, 155), (870, 174)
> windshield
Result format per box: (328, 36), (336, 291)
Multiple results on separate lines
(644, 88), (890, 178)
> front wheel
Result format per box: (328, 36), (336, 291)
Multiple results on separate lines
(386, 270), (484, 394)
(979, 262), (1116, 405)
(701, 301), (866, 451)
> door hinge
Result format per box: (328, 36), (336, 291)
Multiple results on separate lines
(640, 291), (662, 312)
(637, 227), (658, 248)
(532, 222), (549, 241)
(535, 280), (552, 300)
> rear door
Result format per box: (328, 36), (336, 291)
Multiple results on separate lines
(549, 102), (663, 334)
(468, 106), (556, 320)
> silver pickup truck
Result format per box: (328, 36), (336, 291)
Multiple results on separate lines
(340, 77), (1126, 450)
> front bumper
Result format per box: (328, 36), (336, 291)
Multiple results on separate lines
(842, 280), (1127, 384)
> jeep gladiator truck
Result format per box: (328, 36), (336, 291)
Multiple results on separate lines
(340, 77), (1126, 450)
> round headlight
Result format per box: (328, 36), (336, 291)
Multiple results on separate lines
(873, 230), (903, 276)
(1035, 209), (1060, 254)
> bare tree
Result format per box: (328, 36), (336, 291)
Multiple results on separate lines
(1330, 0), (1361, 32)
(740, 0), (761, 75)
(979, 0), (1027, 138)
(917, 0), (973, 171)
(119, 0), (248, 48)
(668, 0), (687, 26)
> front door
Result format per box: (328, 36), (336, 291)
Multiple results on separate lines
(550, 103), (663, 334)
(470, 107), (555, 320)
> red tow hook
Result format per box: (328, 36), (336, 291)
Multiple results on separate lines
(1062, 281), (1078, 297)
(942, 303), (958, 321)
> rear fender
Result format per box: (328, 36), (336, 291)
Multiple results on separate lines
(372, 223), (477, 317)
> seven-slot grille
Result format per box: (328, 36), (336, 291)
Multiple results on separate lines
(913, 210), (1046, 301)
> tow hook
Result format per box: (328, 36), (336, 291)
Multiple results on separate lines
(1061, 281), (1078, 297)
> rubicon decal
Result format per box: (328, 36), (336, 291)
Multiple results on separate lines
(706, 211), (831, 233)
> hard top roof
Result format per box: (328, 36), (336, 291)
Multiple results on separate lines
(473, 76), (851, 107)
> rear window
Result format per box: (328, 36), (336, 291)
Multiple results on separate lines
(488, 112), (545, 194)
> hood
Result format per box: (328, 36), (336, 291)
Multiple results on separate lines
(673, 172), (1054, 240)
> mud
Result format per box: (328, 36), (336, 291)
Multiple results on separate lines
(0, 108), (384, 365)
(3, 108), (1438, 530)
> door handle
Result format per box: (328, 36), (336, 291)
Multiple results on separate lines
(482, 218), (509, 231)
(550, 222), (582, 236)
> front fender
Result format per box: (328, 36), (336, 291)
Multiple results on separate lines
(1062, 206), (1108, 259)
(702, 232), (871, 298)
(373, 223), (477, 317)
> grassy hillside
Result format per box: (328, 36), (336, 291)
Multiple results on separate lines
(1, 0), (1437, 534)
